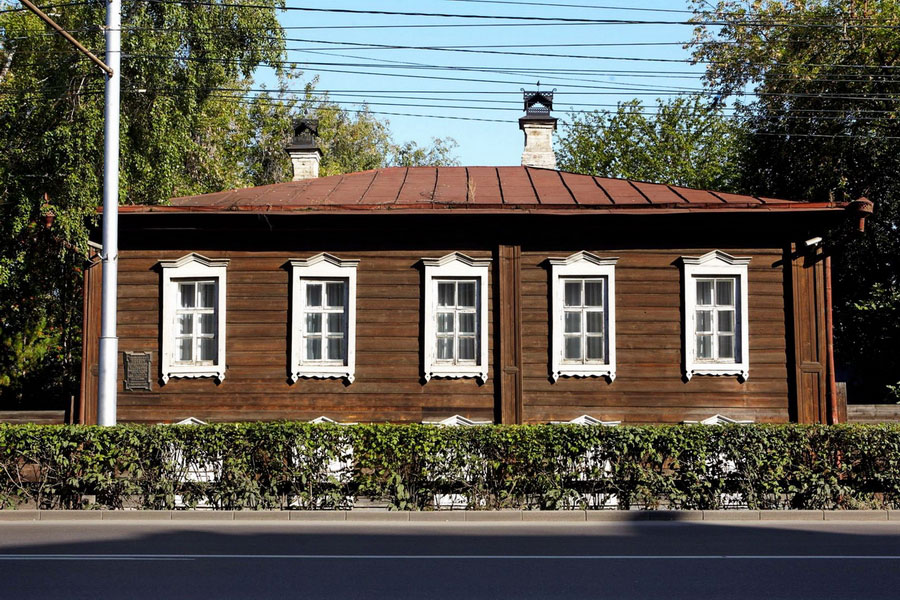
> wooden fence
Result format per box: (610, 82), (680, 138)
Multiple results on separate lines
(0, 411), (66, 425)
(847, 404), (900, 424)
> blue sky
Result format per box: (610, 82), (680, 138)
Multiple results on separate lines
(262, 1), (708, 166)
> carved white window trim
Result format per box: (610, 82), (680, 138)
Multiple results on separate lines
(549, 252), (618, 382)
(159, 253), (229, 384)
(422, 253), (491, 383)
(289, 253), (359, 384)
(682, 250), (751, 381)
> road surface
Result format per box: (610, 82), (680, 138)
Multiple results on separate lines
(1, 519), (898, 599)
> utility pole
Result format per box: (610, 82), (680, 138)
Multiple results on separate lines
(20, 0), (120, 425)
(97, 0), (121, 426)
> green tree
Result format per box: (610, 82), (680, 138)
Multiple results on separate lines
(0, 1), (457, 408)
(557, 97), (743, 191)
(689, 0), (900, 402)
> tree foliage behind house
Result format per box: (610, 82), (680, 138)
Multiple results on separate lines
(557, 97), (743, 191)
(689, 0), (900, 402)
(0, 1), (456, 408)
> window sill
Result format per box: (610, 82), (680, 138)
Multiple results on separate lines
(162, 366), (226, 384)
(685, 364), (749, 382)
(552, 366), (616, 383)
(291, 367), (355, 384)
(425, 366), (488, 383)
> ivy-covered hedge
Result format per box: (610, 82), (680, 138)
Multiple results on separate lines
(1, 423), (899, 510)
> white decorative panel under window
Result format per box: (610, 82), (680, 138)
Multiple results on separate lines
(289, 253), (358, 383)
(548, 252), (618, 382)
(681, 250), (751, 381)
(159, 254), (229, 383)
(422, 253), (491, 382)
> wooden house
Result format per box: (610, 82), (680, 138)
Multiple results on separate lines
(77, 98), (869, 425)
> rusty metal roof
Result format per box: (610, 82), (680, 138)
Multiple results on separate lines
(118, 167), (845, 215)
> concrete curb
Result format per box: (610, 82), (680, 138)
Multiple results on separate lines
(0, 509), (897, 523)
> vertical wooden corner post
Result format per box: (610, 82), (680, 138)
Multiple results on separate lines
(497, 245), (524, 424)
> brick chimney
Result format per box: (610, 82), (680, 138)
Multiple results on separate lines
(285, 118), (322, 180)
(519, 90), (557, 169)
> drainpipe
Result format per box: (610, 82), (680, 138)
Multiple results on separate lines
(825, 254), (838, 424)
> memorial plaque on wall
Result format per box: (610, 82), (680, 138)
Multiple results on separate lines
(124, 352), (152, 391)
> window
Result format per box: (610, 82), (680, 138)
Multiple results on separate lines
(290, 253), (358, 383)
(549, 252), (618, 382)
(159, 253), (229, 383)
(422, 253), (490, 382)
(682, 250), (750, 381)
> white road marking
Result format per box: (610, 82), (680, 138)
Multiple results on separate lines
(0, 554), (898, 561)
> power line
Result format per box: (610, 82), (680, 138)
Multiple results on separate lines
(442, 0), (697, 14)
(0, 2), (96, 14)
(128, 1), (900, 30)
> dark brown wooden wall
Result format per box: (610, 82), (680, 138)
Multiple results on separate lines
(79, 254), (101, 425)
(79, 212), (837, 425)
(114, 249), (495, 424)
(519, 247), (790, 424)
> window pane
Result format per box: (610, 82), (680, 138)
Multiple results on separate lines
(586, 336), (604, 361)
(437, 337), (454, 360)
(306, 337), (322, 360)
(198, 283), (215, 308)
(327, 337), (344, 361)
(326, 282), (344, 308)
(564, 281), (582, 307)
(586, 311), (604, 335)
(718, 310), (734, 334)
(179, 283), (196, 308)
(437, 282), (455, 307)
(306, 313), (321, 334)
(696, 280), (713, 305)
(199, 313), (215, 335)
(716, 279), (735, 306)
(458, 337), (476, 361)
(564, 311), (581, 334)
(437, 312), (454, 334)
(696, 335), (712, 359)
(178, 314), (193, 335)
(178, 338), (192, 361)
(306, 284), (322, 307)
(327, 313), (343, 334)
(696, 310), (712, 333)
(584, 280), (603, 307)
(458, 312), (476, 334)
(457, 282), (476, 308)
(198, 337), (216, 361)
(718, 335), (734, 359)
(564, 336), (582, 360)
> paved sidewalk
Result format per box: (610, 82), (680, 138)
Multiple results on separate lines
(1, 509), (896, 522)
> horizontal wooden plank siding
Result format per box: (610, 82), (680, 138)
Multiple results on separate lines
(115, 249), (495, 424)
(519, 247), (790, 424)
(847, 404), (900, 424)
(99, 212), (823, 425)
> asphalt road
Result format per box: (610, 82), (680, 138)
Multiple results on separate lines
(1, 520), (899, 599)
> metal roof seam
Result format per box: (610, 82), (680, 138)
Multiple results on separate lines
(627, 180), (653, 204)
(524, 167), (541, 204)
(357, 168), (380, 205)
(557, 170), (578, 205)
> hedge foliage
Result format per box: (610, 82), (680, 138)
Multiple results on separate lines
(1, 423), (899, 511)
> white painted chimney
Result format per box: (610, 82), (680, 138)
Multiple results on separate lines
(285, 118), (322, 180)
(519, 90), (558, 169)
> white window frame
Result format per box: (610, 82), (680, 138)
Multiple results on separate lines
(159, 253), (229, 383)
(289, 253), (359, 384)
(549, 252), (618, 382)
(422, 253), (491, 383)
(682, 250), (751, 381)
